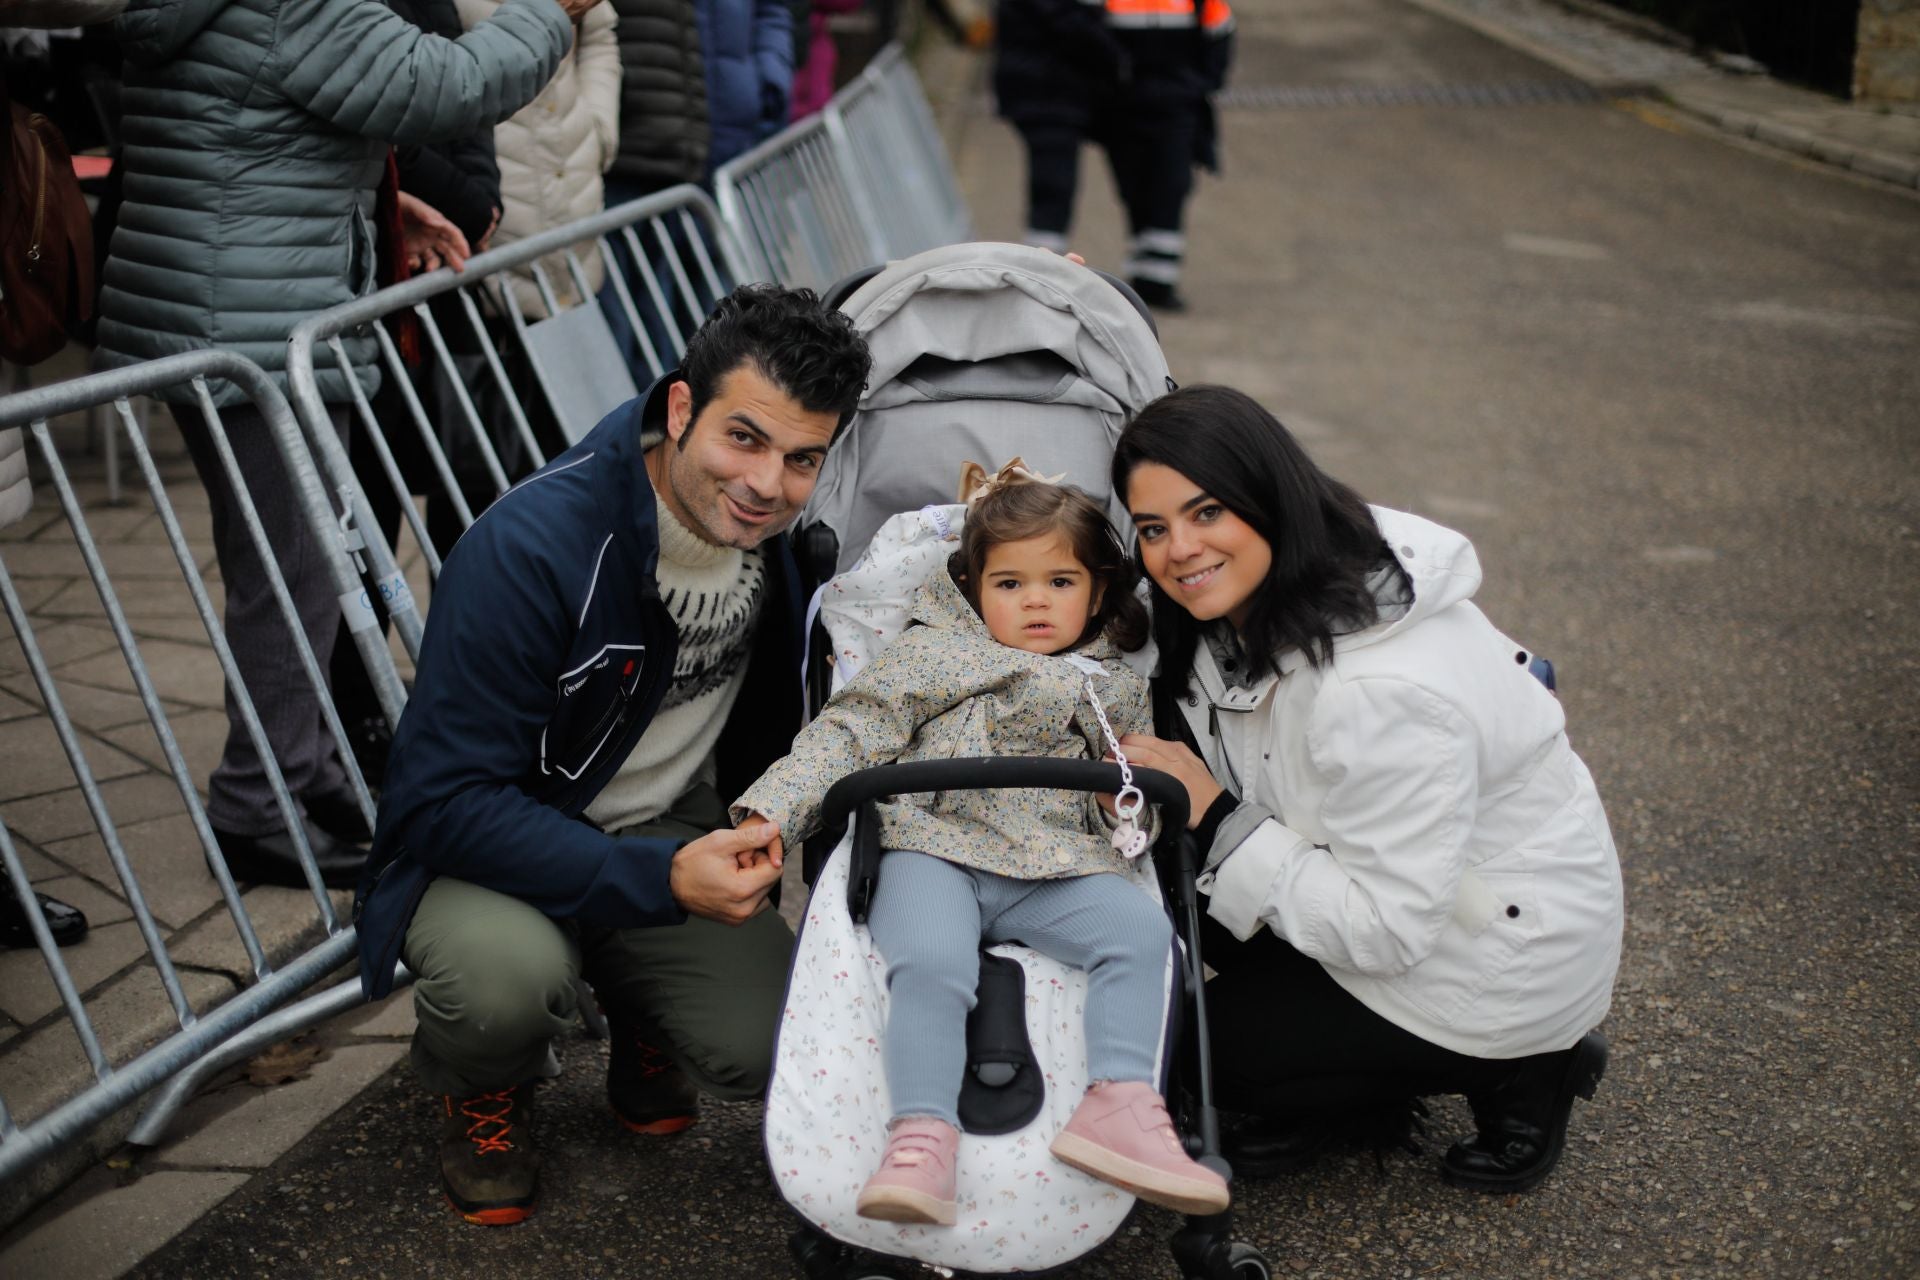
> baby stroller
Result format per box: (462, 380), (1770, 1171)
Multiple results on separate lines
(764, 244), (1273, 1280)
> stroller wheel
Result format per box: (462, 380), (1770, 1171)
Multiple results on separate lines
(788, 1225), (910, 1280)
(1226, 1241), (1274, 1280)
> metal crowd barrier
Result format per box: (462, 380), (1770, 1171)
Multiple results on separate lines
(716, 41), (971, 291)
(285, 185), (749, 709)
(826, 43), (972, 260)
(0, 40), (962, 1210)
(0, 350), (406, 1194)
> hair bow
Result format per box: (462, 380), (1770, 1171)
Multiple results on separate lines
(956, 457), (1068, 507)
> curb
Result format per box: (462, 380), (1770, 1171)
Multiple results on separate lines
(1404, 0), (1920, 193)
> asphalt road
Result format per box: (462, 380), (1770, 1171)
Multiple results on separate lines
(139, 1), (1919, 1276)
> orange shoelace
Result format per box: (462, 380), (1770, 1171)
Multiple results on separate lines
(632, 1036), (674, 1078)
(457, 1090), (519, 1155)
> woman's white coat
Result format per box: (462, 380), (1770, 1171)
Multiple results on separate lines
(1181, 507), (1623, 1059)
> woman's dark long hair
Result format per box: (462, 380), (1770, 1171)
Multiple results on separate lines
(1111, 385), (1388, 685)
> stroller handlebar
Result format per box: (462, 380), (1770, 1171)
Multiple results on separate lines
(815, 758), (1192, 846)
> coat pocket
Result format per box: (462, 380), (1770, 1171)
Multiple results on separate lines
(542, 642), (647, 781)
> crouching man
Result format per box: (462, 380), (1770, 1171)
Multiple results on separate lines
(354, 284), (872, 1224)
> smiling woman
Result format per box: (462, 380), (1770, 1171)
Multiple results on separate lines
(1111, 385), (1624, 1196)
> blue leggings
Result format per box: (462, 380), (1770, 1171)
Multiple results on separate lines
(865, 851), (1174, 1128)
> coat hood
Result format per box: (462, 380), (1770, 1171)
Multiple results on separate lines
(908, 560), (987, 634)
(1270, 506), (1483, 677)
(116, 0), (232, 65)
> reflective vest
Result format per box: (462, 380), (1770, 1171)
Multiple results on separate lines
(1105, 0), (1234, 32)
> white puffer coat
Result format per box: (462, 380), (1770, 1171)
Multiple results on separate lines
(457, 0), (621, 316)
(1184, 507), (1623, 1060)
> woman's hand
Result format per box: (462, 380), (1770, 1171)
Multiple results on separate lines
(398, 192), (471, 275)
(1115, 734), (1225, 829)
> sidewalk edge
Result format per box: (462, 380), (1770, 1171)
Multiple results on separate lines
(1403, 0), (1920, 192)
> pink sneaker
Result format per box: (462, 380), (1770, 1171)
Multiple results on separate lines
(855, 1117), (959, 1226)
(1050, 1082), (1230, 1215)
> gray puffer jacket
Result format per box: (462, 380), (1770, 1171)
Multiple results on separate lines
(96, 0), (573, 405)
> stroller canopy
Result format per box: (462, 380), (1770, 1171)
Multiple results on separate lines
(803, 243), (1172, 574)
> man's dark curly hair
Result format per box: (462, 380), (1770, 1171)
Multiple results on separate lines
(678, 284), (871, 442)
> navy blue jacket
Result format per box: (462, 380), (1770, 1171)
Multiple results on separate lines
(354, 374), (806, 998)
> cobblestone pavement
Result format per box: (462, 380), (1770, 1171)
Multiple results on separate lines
(5, 0), (1918, 1276)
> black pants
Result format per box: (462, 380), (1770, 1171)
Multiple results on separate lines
(1196, 916), (1515, 1118)
(1017, 105), (1197, 242)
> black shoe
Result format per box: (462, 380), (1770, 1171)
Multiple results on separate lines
(1442, 1032), (1608, 1194)
(606, 1016), (699, 1135)
(214, 820), (368, 889)
(440, 1081), (539, 1225)
(0, 881), (88, 948)
(1128, 277), (1188, 313)
(1227, 1097), (1428, 1179)
(1224, 1116), (1337, 1178)
(302, 788), (374, 845)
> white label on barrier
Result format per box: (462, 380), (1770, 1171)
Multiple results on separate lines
(340, 585), (380, 634)
(376, 571), (416, 616)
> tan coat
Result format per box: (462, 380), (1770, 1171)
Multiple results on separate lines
(457, 0), (621, 315)
(734, 566), (1152, 881)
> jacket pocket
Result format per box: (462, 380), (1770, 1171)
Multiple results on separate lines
(1389, 851), (1540, 1027)
(542, 642), (647, 781)
(348, 204), (377, 297)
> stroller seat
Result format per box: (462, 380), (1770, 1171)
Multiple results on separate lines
(766, 244), (1270, 1280)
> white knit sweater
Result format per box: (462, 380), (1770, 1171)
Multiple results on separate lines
(583, 494), (764, 832)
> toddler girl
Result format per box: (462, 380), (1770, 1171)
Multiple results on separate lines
(734, 461), (1229, 1226)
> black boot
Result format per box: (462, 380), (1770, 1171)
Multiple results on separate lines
(606, 1015), (699, 1135)
(440, 1081), (540, 1225)
(214, 819), (367, 889)
(0, 880), (89, 948)
(1223, 1116), (1337, 1178)
(1442, 1032), (1608, 1193)
(1228, 1097), (1428, 1179)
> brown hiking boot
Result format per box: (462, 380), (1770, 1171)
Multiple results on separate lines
(439, 1081), (539, 1225)
(606, 1019), (698, 1135)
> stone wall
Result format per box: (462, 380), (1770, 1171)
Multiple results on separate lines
(1856, 0), (1920, 102)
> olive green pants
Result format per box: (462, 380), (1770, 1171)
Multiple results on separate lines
(402, 786), (794, 1099)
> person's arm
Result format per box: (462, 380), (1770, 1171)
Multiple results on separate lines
(575, 1), (623, 172)
(1200, 678), (1479, 977)
(730, 629), (964, 845)
(266, 0), (576, 147)
(750, 0), (794, 126)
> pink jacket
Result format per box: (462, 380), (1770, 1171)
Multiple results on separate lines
(789, 0), (862, 121)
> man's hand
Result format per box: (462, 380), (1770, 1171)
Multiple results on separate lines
(669, 823), (784, 925)
(1115, 734), (1225, 829)
(398, 191), (471, 274)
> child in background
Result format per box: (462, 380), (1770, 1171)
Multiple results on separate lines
(734, 460), (1229, 1226)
